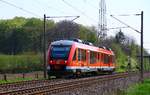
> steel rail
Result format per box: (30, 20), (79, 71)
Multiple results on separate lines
(0, 72), (131, 95)
(0, 79), (63, 92)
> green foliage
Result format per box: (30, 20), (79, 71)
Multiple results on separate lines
(111, 43), (128, 72)
(105, 34), (141, 72)
(0, 54), (42, 73)
(79, 25), (97, 43)
(126, 79), (150, 95)
(0, 17), (55, 54)
(9, 17), (27, 28)
(0, 17), (98, 54)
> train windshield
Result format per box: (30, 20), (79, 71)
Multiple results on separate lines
(50, 45), (71, 60)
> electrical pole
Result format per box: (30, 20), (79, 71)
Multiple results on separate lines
(43, 14), (46, 79)
(98, 0), (107, 39)
(140, 11), (143, 82)
(110, 11), (144, 83)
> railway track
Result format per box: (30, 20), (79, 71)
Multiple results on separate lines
(0, 72), (131, 95)
(0, 79), (65, 92)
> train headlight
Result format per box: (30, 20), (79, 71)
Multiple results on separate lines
(65, 60), (67, 64)
(50, 60), (53, 63)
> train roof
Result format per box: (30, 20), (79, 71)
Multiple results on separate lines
(50, 40), (114, 55)
(51, 40), (75, 46)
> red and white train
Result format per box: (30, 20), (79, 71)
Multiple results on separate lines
(47, 39), (115, 77)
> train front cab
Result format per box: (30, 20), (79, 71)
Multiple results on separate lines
(47, 43), (73, 77)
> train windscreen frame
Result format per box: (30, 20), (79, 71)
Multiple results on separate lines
(50, 45), (71, 60)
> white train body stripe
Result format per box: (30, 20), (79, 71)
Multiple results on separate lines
(66, 66), (115, 70)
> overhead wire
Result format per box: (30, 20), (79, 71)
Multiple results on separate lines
(110, 14), (141, 16)
(30, 0), (46, 14)
(110, 15), (140, 33)
(36, 0), (67, 15)
(34, 0), (81, 22)
(62, 0), (97, 23)
(0, 0), (41, 17)
(84, 0), (99, 10)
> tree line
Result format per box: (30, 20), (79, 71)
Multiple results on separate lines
(0, 17), (97, 54)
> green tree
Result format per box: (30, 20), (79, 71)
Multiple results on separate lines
(115, 29), (125, 44)
(79, 25), (97, 44)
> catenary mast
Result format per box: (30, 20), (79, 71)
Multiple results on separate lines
(98, 0), (107, 39)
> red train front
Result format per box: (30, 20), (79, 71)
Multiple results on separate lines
(47, 39), (115, 77)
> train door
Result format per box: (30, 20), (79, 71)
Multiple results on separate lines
(98, 53), (101, 70)
(78, 48), (86, 68)
(87, 50), (90, 70)
(72, 48), (77, 66)
(103, 54), (109, 71)
(109, 55), (111, 67)
(77, 48), (81, 67)
(101, 53), (104, 70)
(108, 55), (111, 70)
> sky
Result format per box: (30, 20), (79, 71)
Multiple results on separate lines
(0, 0), (150, 53)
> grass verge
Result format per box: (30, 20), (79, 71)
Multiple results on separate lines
(126, 78), (150, 95)
(0, 54), (43, 73)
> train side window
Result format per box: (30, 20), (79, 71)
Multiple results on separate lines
(96, 52), (99, 63)
(73, 49), (76, 60)
(98, 53), (101, 62)
(101, 53), (104, 63)
(107, 55), (109, 63)
(78, 48), (82, 61)
(104, 54), (109, 64)
(78, 48), (86, 61)
(87, 51), (90, 63)
(97, 53), (99, 62)
(90, 51), (96, 64)
(81, 49), (86, 61)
